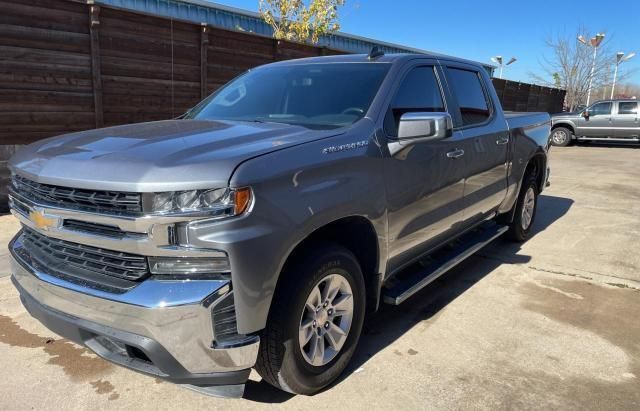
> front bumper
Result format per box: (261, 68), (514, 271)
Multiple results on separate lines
(9, 235), (259, 387)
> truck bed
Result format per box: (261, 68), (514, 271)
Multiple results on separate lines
(504, 111), (550, 130)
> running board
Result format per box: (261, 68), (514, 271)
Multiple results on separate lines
(382, 221), (509, 305)
(576, 137), (639, 142)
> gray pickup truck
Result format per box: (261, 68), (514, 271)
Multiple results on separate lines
(7, 52), (550, 397)
(550, 99), (639, 146)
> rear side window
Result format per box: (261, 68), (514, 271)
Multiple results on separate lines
(446, 68), (491, 127)
(618, 102), (638, 115)
(385, 66), (445, 135)
(590, 102), (612, 116)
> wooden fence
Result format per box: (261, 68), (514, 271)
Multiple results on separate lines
(492, 78), (565, 113)
(0, 0), (346, 146)
(0, 0), (564, 210)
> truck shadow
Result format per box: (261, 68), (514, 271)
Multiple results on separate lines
(242, 194), (573, 403)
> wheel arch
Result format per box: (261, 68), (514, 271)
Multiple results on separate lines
(552, 122), (575, 136)
(499, 152), (547, 224)
(526, 153), (547, 193)
(275, 216), (382, 318)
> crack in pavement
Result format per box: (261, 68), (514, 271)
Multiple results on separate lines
(527, 266), (640, 291)
(475, 252), (640, 291)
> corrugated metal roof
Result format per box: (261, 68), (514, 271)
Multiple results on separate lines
(95, 0), (494, 72)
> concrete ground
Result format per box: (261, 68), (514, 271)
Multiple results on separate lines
(0, 144), (639, 410)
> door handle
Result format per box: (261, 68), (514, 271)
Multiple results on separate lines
(446, 148), (465, 159)
(496, 136), (509, 145)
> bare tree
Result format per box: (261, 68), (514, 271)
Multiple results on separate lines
(614, 82), (640, 99)
(530, 28), (635, 111)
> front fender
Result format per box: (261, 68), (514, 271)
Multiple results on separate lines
(552, 119), (577, 133)
(193, 125), (387, 334)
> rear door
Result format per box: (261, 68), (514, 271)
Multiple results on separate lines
(581, 102), (613, 137)
(383, 62), (466, 273)
(614, 101), (639, 138)
(440, 62), (509, 226)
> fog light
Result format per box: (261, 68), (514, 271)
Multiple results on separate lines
(149, 257), (230, 275)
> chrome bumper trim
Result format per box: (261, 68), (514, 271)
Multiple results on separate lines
(10, 243), (259, 374)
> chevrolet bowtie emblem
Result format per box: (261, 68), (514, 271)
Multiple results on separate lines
(29, 210), (58, 231)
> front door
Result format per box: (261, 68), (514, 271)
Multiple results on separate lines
(441, 64), (509, 225)
(383, 63), (466, 274)
(613, 101), (639, 138)
(579, 101), (613, 137)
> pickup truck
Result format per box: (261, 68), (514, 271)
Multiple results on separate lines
(550, 99), (639, 146)
(7, 52), (550, 397)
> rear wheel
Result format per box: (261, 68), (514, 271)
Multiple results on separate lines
(256, 243), (365, 395)
(505, 178), (539, 242)
(550, 127), (573, 147)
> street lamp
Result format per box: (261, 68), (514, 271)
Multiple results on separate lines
(577, 32), (605, 106)
(491, 56), (517, 79)
(611, 51), (636, 99)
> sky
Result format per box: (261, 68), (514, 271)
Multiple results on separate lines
(213, 0), (640, 84)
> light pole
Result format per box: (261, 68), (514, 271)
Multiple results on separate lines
(577, 33), (605, 106)
(611, 51), (635, 99)
(491, 56), (517, 79)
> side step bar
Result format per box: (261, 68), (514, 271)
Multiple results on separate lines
(382, 221), (509, 305)
(576, 137), (639, 142)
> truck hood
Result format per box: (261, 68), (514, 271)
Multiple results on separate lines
(10, 120), (342, 192)
(551, 112), (579, 120)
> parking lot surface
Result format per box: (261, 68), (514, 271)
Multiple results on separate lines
(0, 145), (639, 410)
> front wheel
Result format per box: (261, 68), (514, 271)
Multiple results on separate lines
(505, 179), (539, 242)
(256, 243), (366, 395)
(550, 127), (573, 147)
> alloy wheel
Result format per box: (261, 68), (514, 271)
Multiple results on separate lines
(298, 273), (354, 367)
(551, 129), (568, 145)
(521, 187), (536, 230)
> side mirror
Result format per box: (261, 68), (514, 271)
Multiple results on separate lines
(397, 112), (453, 141)
(582, 110), (589, 119)
(389, 112), (453, 156)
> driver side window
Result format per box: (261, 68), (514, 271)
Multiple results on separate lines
(385, 66), (445, 136)
(589, 102), (612, 116)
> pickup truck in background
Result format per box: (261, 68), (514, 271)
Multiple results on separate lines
(550, 99), (639, 146)
(7, 52), (550, 397)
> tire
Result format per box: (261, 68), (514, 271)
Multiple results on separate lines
(550, 127), (573, 147)
(256, 243), (366, 395)
(505, 178), (539, 242)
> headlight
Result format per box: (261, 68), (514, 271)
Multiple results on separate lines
(144, 187), (252, 217)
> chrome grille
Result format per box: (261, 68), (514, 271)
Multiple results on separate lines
(11, 174), (142, 214)
(62, 220), (141, 239)
(21, 228), (149, 281)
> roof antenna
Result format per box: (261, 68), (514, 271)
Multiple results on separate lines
(368, 46), (384, 60)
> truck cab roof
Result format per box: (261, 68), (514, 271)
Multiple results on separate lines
(586, 99), (638, 105)
(260, 53), (488, 70)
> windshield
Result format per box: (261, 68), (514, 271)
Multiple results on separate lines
(186, 63), (391, 129)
